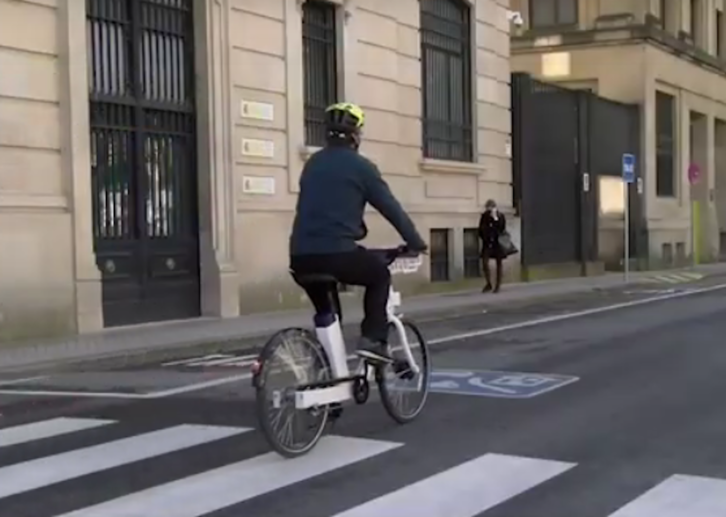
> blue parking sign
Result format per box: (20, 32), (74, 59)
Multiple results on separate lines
(622, 153), (635, 183)
(426, 369), (579, 398)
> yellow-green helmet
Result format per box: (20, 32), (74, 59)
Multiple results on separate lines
(324, 102), (365, 136)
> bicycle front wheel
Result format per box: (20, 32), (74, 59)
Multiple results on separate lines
(253, 328), (332, 458)
(377, 318), (430, 424)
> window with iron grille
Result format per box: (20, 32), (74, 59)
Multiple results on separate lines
(302, 0), (339, 147)
(463, 228), (481, 278)
(529, 0), (577, 28)
(430, 229), (451, 282)
(656, 91), (675, 197)
(420, 0), (473, 162)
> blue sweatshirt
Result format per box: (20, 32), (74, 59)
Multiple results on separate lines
(290, 145), (426, 256)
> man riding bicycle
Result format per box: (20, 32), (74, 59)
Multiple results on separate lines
(289, 102), (428, 364)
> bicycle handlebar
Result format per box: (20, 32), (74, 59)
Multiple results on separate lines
(369, 245), (427, 265)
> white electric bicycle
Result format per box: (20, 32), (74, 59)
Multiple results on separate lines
(251, 246), (431, 458)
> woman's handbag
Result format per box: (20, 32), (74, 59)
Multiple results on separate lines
(498, 230), (519, 257)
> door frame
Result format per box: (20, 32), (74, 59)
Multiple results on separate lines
(59, 0), (240, 333)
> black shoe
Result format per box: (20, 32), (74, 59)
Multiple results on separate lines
(482, 284), (493, 293)
(393, 359), (415, 380)
(356, 337), (393, 364)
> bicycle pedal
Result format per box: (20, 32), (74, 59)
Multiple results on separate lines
(393, 360), (414, 379)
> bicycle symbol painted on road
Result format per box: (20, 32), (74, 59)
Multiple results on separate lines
(426, 369), (579, 398)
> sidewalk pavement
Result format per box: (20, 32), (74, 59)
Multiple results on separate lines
(1, 263), (725, 373)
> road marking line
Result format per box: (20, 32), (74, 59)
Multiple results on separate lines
(607, 474), (726, 516)
(54, 436), (401, 517)
(0, 389), (149, 399)
(0, 417), (116, 448)
(0, 375), (47, 386)
(146, 373), (254, 397)
(426, 283), (726, 346)
(0, 424), (249, 499)
(161, 354), (233, 367)
(1, 283), (724, 399)
(330, 453), (575, 517)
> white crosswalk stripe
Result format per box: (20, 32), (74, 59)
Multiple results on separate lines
(0, 416), (726, 516)
(0, 417), (114, 448)
(330, 453), (575, 517)
(607, 475), (726, 516)
(0, 422), (248, 499)
(55, 436), (400, 517)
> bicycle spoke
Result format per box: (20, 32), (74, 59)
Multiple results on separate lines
(278, 410), (295, 448)
(254, 328), (331, 457)
(379, 319), (429, 423)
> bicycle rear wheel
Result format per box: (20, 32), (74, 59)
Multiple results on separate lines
(377, 319), (430, 424)
(253, 328), (332, 458)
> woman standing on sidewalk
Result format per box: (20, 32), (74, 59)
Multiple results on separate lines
(478, 199), (505, 293)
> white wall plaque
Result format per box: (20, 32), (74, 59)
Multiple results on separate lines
(241, 138), (274, 158)
(240, 100), (274, 121)
(242, 176), (275, 195)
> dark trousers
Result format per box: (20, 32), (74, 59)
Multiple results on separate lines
(481, 249), (502, 289)
(290, 248), (391, 343)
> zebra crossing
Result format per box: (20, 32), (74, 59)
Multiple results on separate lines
(1, 416), (726, 516)
(642, 271), (705, 284)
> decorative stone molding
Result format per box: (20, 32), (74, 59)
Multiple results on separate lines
(59, 0), (103, 332)
(0, 194), (68, 211)
(419, 158), (487, 175)
(195, 0), (240, 318)
(206, 0), (236, 265)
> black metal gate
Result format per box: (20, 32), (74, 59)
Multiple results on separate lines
(512, 73), (590, 268)
(87, 0), (200, 326)
(512, 73), (641, 272)
(587, 95), (644, 267)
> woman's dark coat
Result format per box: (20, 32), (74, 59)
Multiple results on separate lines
(477, 210), (506, 259)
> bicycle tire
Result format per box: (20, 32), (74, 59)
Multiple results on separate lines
(377, 318), (430, 424)
(253, 327), (332, 458)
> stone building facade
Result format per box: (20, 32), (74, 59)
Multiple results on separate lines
(511, 0), (726, 266)
(0, 0), (513, 339)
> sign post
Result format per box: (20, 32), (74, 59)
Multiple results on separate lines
(688, 163), (701, 267)
(622, 154), (635, 281)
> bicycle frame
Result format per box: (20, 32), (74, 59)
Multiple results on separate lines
(293, 256), (422, 410)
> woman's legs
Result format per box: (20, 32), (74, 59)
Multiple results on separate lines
(493, 257), (503, 293)
(482, 251), (493, 292)
(482, 250), (503, 293)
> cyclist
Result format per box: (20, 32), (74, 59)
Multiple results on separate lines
(289, 102), (428, 364)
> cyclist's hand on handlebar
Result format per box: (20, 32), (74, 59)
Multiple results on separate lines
(406, 243), (428, 255)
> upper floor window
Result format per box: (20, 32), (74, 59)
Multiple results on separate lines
(420, 0), (473, 162)
(529, 0), (577, 28)
(656, 91), (676, 198)
(302, 0), (339, 147)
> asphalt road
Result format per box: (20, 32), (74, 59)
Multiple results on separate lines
(1, 278), (726, 516)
